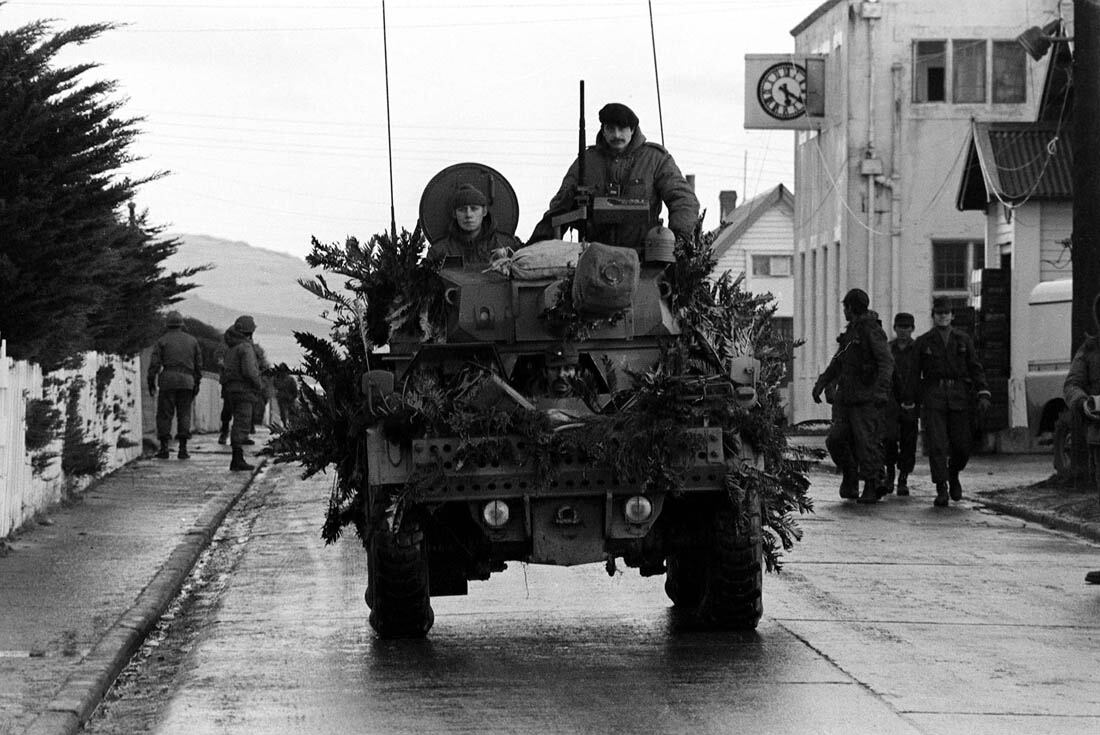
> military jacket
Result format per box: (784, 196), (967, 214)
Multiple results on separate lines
(813, 311), (893, 406)
(890, 338), (921, 406)
(148, 329), (203, 391)
(1064, 337), (1100, 444)
(528, 128), (700, 248)
(914, 326), (988, 411)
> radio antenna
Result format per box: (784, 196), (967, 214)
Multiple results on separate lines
(648, 0), (665, 145)
(382, 0), (397, 243)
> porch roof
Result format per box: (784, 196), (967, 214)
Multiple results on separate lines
(956, 122), (1073, 211)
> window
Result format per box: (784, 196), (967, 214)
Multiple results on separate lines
(914, 41), (946, 102)
(992, 41), (1026, 103)
(913, 39), (1027, 105)
(953, 40), (986, 103)
(932, 240), (984, 302)
(752, 254), (792, 277)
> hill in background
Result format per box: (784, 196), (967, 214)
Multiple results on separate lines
(163, 234), (332, 367)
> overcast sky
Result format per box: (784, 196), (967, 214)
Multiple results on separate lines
(3, 0), (822, 260)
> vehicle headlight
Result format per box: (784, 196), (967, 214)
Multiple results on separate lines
(623, 495), (653, 524)
(482, 500), (510, 528)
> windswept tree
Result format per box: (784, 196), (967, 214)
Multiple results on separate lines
(0, 16), (201, 371)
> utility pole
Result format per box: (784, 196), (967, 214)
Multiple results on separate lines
(1069, 1), (1100, 477)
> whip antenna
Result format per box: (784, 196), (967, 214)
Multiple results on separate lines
(382, 0), (397, 243)
(648, 0), (665, 144)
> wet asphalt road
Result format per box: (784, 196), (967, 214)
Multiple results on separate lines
(89, 457), (1100, 735)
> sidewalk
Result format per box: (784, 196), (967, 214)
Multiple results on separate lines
(1, 440), (1098, 735)
(0, 432), (268, 735)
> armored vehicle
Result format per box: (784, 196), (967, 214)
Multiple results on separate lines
(360, 162), (765, 638)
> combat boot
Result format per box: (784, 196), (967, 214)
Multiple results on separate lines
(839, 473), (859, 499)
(948, 472), (963, 501)
(933, 482), (950, 507)
(1086, 570), (1100, 584)
(229, 446), (254, 472)
(177, 438), (190, 460)
(858, 480), (880, 504)
(155, 440), (170, 460)
(896, 472), (910, 496)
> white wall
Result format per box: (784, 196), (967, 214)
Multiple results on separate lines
(0, 341), (144, 538)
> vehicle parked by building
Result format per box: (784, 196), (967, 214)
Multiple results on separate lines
(1026, 278), (1072, 471)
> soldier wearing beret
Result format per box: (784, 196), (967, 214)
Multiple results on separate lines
(148, 310), (203, 460)
(528, 101), (699, 250)
(428, 183), (522, 268)
(883, 312), (921, 495)
(915, 298), (991, 507)
(812, 288), (894, 503)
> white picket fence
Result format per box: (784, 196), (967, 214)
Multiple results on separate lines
(0, 339), (144, 538)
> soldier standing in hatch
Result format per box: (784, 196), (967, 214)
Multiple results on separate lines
(148, 310), (203, 460)
(883, 312), (921, 495)
(915, 298), (991, 507)
(428, 184), (522, 267)
(527, 102), (699, 248)
(811, 289), (894, 503)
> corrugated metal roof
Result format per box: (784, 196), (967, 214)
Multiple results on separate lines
(957, 122), (1072, 209)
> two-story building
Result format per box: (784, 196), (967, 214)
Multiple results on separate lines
(788, 0), (1066, 428)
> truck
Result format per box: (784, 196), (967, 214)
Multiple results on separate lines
(346, 162), (789, 638)
(1025, 278), (1073, 471)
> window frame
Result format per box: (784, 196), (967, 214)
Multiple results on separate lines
(912, 38), (1028, 106)
(932, 239), (985, 305)
(952, 39), (987, 103)
(913, 39), (947, 103)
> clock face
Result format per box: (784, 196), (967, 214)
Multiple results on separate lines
(757, 62), (807, 120)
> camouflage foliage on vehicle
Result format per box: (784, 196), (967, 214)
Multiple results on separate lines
(271, 226), (813, 571)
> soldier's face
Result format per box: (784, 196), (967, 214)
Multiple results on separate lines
(894, 325), (914, 340)
(602, 124), (634, 152)
(545, 365), (577, 396)
(455, 205), (486, 233)
(932, 309), (953, 327)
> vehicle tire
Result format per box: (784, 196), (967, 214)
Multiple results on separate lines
(664, 550), (706, 608)
(1053, 408), (1073, 475)
(367, 518), (435, 638)
(697, 493), (763, 630)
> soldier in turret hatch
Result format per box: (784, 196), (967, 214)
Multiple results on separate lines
(427, 184), (522, 268)
(527, 102), (699, 249)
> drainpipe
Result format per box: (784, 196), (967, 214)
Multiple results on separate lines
(888, 63), (903, 318)
(862, 2), (881, 302)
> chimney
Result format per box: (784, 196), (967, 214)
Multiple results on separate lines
(719, 190), (738, 224)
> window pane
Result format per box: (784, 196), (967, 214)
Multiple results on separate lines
(933, 241), (969, 290)
(992, 41), (1026, 103)
(954, 39), (986, 103)
(914, 41), (946, 102)
(770, 256), (792, 276)
(972, 242), (985, 270)
(752, 255), (770, 275)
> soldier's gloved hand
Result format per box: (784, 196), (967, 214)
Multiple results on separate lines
(977, 395), (991, 416)
(811, 384), (823, 404)
(192, 383), (201, 397)
(147, 379), (156, 396)
(1083, 401), (1099, 421)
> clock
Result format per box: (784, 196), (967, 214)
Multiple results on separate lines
(757, 62), (807, 121)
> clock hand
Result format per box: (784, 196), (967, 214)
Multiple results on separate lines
(779, 83), (804, 105)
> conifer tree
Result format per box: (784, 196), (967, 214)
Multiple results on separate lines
(0, 17), (198, 370)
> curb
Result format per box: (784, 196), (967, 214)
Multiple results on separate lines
(977, 498), (1100, 545)
(21, 460), (267, 735)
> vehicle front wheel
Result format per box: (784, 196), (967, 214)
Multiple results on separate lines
(697, 492), (763, 630)
(366, 518), (434, 638)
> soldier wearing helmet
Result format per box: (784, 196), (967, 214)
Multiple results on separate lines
(811, 288), (894, 503)
(148, 310), (203, 460)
